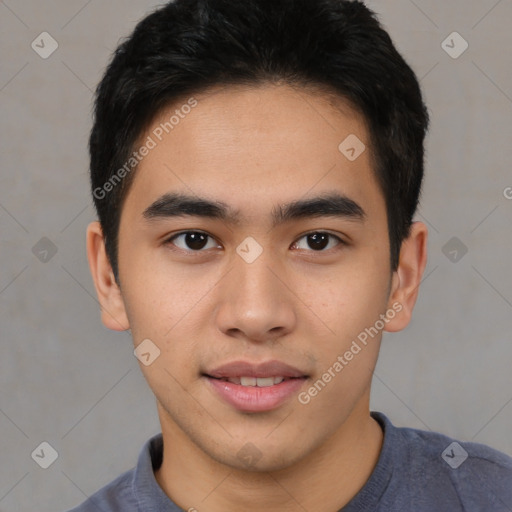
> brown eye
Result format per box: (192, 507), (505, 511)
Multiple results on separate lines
(166, 231), (219, 252)
(291, 232), (344, 252)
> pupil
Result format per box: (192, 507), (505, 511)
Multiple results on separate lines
(308, 233), (328, 250)
(186, 232), (207, 250)
(184, 233), (329, 251)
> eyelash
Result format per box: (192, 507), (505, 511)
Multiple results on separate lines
(163, 230), (346, 255)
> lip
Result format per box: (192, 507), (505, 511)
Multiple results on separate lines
(203, 360), (309, 413)
(205, 360), (308, 379)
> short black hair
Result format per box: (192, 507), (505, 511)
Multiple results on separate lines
(89, 0), (429, 282)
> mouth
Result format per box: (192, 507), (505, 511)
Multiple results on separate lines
(202, 360), (309, 412)
(207, 375), (301, 386)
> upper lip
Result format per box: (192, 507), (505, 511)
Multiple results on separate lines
(205, 360), (308, 379)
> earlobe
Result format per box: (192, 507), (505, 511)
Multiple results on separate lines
(384, 221), (428, 333)
(86, 221), (130, 331)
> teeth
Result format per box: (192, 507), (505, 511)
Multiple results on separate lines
(255, 377), (274, 387)
(240, 376), (257, 386)
(227, 376), (287, 387)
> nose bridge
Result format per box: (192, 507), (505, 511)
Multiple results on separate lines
(232, 239), (283, 306)
(214, 238), (296, 340)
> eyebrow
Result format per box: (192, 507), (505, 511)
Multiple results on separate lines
(142, 191), (366, 228)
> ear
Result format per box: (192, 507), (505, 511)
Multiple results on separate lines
(384, 221), (428, 332)
(86, 221), (130, 331)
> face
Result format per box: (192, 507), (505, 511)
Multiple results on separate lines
(96, 84), (407, 471)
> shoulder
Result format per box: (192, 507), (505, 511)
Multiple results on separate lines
(64, 467), (137, 512)
(395, 417), (512, 474)
(63, 432), (164, 512)
(374, 412), (512, 510)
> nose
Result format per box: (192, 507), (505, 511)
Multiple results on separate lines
(214, 246), (297, 344)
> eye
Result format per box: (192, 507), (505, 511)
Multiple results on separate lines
(165, 231), (220, 252)
(165, 230), (345, 254)
(291, 231), (344, 252)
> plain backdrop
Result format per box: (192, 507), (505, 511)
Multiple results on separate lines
(1, 1), (511, 511)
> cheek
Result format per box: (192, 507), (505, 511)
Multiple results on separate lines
(119, 244), (213, 335)
(299, 270), (387, 403)
(304, 262), (389, 335)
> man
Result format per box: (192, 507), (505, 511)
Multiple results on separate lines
(68, 0), (512, 510)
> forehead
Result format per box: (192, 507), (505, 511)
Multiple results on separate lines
(124, 83), (384, 225)
(152, 83), (368, 163)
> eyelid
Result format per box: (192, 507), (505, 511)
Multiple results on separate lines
(290, 231), (346, 253)
(164, 230), (221, 254)
(164, 229), (347, 254)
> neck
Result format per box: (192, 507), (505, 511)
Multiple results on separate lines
(154, 399), (383, 512)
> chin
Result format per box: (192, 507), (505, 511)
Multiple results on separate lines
(207, 439), (309, 474)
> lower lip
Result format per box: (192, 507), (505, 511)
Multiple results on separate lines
(204, 376), (307, 412)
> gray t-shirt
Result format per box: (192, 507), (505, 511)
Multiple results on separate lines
(65, 411), (512, 511)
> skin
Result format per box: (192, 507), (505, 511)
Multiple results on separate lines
(87, 83), (427, 512)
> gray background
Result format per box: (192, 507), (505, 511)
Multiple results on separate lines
(1, 1), (511, 511)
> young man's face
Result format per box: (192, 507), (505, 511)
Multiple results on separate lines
(88, 83), (426, 472)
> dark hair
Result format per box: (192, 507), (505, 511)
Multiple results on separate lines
(89, 0), (429, 282)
